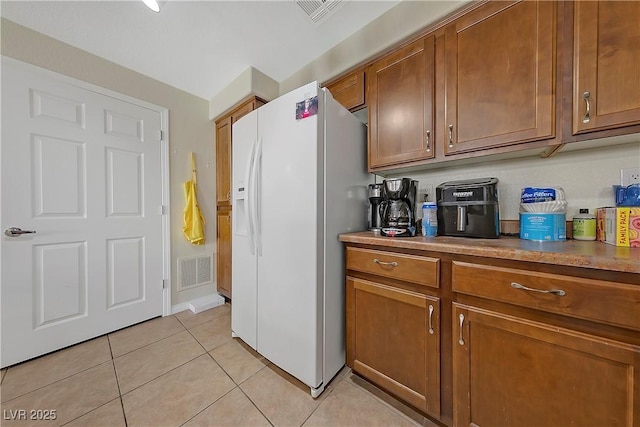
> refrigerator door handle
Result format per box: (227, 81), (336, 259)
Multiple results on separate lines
(245, 138), (257, 255)
(252, 137), (263, 255)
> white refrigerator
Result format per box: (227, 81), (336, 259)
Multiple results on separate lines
(231, 81), (369, 397)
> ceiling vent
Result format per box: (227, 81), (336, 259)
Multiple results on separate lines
(295, 0), (344, 24)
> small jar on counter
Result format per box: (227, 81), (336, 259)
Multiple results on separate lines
(572, 208), (596, 241)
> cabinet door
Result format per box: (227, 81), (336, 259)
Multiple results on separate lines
(444, 1), (556, 154)
(573, 1), (640, 134)
(346, 277), (440, 417)
(215, 117), (232, 207)
(216, 209), (231, 298)
(453, 303), (640, 427)
(325, 70), (366, 112)
(368, 36), (435, 169)
(232, 98), (265, 123)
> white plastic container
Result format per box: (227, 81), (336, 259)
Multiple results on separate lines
(422, 202), (438, 237)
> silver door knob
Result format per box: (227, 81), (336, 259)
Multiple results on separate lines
(4, 227), (36, 237)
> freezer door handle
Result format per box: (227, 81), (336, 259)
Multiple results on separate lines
(245, 138), (257, 254)
(252, 137), (263, 255)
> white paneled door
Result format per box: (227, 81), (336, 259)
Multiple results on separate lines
(1, 59), (168, 368)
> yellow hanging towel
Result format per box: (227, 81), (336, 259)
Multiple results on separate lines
(183, 152), (205, 245)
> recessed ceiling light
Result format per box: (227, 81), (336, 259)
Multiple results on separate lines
(141, 0), (161, 13)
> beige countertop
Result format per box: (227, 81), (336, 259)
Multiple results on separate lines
(339, 231), (640, 274)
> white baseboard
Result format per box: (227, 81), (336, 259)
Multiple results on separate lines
(171, 293), (226, 315)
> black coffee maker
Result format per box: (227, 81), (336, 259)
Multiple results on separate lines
(380, 178), (418, 237)
(368, 183), (384, 232)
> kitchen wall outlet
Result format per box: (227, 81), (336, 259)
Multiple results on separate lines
(621, 168), (640, 186)
(419, 185), (435, 203)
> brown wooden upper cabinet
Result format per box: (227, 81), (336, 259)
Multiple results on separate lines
(368, 36), (436, 170)
(216, 116), (232, 207)
(215, 97), (265, 208)
(572, 1), (640, 135)
(325, 70), (366, 112)
(444, 1), (556, 155)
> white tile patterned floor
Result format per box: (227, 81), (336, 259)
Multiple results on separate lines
(0, 304), (441, 427)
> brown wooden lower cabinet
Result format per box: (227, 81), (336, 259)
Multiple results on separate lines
(346, 276), (441, 418)
(216, 208), (231, 299)
(343, 240), (640, 426)
(453, 303), (640, 427)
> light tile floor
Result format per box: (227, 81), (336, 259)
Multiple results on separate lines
(0, 304), (440, 427)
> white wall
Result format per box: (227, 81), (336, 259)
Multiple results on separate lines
(279, 0), (640, 225)
(209, 67), (279, 120)
(1, 18), (216, 307)
(384, 142), (640, 221)
(280, 0), (467, 94)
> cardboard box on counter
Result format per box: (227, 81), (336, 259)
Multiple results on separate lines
(596, 207), (640, 247)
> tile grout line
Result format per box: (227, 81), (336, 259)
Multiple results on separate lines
(173, 349), (247, 426)
(236, 378), (276, 427)
(0, 334), (117, 403)
(174, 308), (230, 331)
(114, 310), (230, 400)
(108, 334), (130, 427)
(177, 385), (239, 427)
(110, 322), (187, 359)
(116, 350), (207, 399)
(0, 358), (113, 405)
(3, 318), (188, 405)
(344, 377), (424, 426)
(297, 376), (340, 427)
(202, 350), (275, 425)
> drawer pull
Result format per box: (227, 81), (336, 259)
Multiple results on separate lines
(511, 282), (566, 296)
(428, 304), (435, 335)
(373, 259), (398, 267)
(458, 313), (465, 345)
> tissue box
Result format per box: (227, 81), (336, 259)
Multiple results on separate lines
(520, 213), (566, 241)
(596, 207), (640, 247)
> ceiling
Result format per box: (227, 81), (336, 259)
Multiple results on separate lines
(1, 0), (402, 100)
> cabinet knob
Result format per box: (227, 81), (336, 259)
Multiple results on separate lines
(448, 125), (454, 148)
(582, 91), (591, 124)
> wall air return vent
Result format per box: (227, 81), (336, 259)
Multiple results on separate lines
(295, 0), (344, 24)
(177, 255), (213, 290)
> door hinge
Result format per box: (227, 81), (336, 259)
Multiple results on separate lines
(158, 130), (164, 141)
(159, 205), (168, 215)
(162, 279), (169, 289)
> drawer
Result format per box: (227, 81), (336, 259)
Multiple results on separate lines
(452, 261), (640, 331)
(346, 247), (439, 289)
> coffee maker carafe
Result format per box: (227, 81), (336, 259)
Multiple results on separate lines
(368, 183), (384, 232)
(380, 178), (418, 237)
